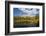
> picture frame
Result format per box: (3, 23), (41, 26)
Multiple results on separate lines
(5, 1), (45, 35)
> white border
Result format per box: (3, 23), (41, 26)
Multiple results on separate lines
(10, 4), (43, 32)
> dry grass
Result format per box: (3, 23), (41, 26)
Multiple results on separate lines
(14, 16), (39, 25)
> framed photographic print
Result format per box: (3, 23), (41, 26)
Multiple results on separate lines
(5, 1), (45, 35)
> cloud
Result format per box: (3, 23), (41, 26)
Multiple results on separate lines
(18, 8), (39, 16)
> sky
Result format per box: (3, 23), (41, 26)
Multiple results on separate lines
(13, 8), (39, 16)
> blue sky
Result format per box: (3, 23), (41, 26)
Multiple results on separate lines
(13, 8), (39, 16)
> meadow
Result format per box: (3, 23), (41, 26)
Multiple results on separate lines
(14, 16), (39, 27)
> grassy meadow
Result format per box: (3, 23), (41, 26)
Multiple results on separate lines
(14, 16), (39, 27)
(14, 16), (39, 26)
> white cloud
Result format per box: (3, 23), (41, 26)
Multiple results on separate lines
(19, 8), (39, 16)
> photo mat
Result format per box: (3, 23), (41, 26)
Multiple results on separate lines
(10, 4), (43, 32)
